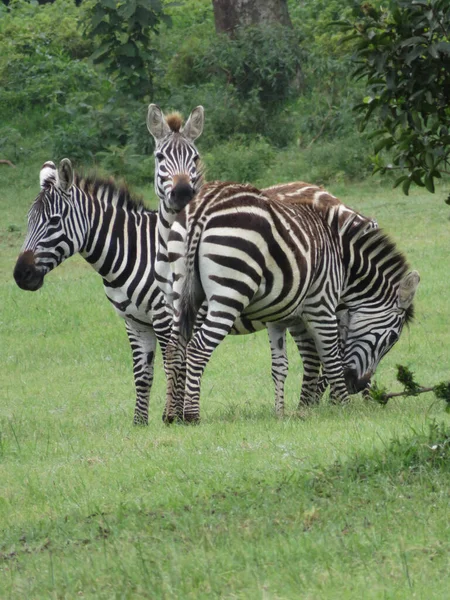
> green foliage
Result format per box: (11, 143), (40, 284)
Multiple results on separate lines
(0, 0), (95, 116)
(204, 136), (275, 183)
(84, 0), (171, 98)
(434, 382), (450, 410)
(370, 365), (450, 411)
(340, 0), (450, 195)
(96, 144), (154, 183)
(0, 127), (25, 162)
(196, 24), (303, 109)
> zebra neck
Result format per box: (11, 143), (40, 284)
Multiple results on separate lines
(80, 197), (155, 283)
(341, 230), (405, 308)
(156, 200), (178, 256)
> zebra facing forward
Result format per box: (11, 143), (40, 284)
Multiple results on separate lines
(147, 105), (380, 417)
(164, 181), (419, 422)
(13, 159), (171, 425)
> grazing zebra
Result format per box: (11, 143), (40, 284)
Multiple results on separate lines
(13, 159), (171, 425)
(164, 181), (419, 422)
(147, 104), (380, 417)
(262, 181), (379, 400)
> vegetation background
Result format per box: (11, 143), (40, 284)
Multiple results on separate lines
(1, 0), (449, 597)
(0, 0), (383, 187)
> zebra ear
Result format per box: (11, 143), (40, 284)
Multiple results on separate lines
(147, 104), (171, 141)
(182, 106), (204, 142)
(58, 158), (73, 192)
(39, 161), (57, 189)
(398, 270), (420, 309)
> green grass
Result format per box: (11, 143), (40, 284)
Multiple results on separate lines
(1, 162), (449, 598)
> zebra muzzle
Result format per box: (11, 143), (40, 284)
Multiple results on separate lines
(13, 250), (44, 291)
(344, 367), (372, 395)
(170, 178), (195, 212)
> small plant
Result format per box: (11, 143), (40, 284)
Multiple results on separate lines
(370, 365), (450, 411)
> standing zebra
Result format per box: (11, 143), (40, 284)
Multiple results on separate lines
(147, 104), (380, 417)
(13, 159), (171, 425)
(164, 181), (419, 422)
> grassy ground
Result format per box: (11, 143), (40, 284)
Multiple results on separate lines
(1, 161), (449, 598)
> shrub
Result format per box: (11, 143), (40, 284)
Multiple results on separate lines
(204, 137), (275, 183)
(195, 23), (304, 110)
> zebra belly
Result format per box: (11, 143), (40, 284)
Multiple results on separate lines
(103, 285), (152, 326)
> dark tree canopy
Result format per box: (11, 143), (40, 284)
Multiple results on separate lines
(341, 0), (450, 196)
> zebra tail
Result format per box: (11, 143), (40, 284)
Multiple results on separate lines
(179, 221), (205, 342)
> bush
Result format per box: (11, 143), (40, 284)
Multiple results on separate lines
(195, 24), (303, 109)
(204, 137), (275, 183)
(0, 0), (101, 117)
(257, 131), (374, 187)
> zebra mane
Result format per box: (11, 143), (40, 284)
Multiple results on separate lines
(348, 226), (415, 324)
(74, 173), (154, 214)
(166, 112), (183, 132)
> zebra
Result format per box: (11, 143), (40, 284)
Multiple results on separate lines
(147, 104), (380, 417)
(13, 159), (172, 425)
(163, 181), (419, 422)
(262, 181), (379, 400)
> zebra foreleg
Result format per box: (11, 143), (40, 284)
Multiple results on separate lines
(125, 320), (158, 426)
(267, 324), (288, 417)
(289, 324), (322, 406)
(301, 315), (349, 404)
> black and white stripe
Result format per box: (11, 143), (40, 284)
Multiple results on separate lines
(164, 181), (419, 422)
(14, 159), (171, 425)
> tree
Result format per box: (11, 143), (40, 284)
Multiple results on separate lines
(208, 0), (302, 107)
(340, 0), (450, 196)
(212, 0), (293, 35)
(84, 0), (170, 99)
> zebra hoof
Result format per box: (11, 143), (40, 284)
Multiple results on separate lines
(183, 413), (201, 425)
(162, 413), (176, 425)
(133, 414), (149, 426)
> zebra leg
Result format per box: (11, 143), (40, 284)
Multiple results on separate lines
(300, 315), (349, 404)
(151, 310), (176, 422)
(164, 333), (188, 424)
(125, 320), (158, 426)
(182, 300), (246, 422)
(289, 324), (322, 406)
(267, 324), (288, 417)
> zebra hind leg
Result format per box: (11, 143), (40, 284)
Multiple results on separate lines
(267, 324), (288, 417)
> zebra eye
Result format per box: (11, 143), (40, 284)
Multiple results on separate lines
(49, 215), (61, 226)
(155, 152), (164, 161)
(193, 154), (200, 162)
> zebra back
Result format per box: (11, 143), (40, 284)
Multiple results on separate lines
(263, 181), (378, 235)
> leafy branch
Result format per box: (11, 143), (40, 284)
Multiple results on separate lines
(370, 365), (450, 411)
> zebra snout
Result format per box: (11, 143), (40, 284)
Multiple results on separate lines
(13, 251), (44, 291)
(170, 181), (195, 212)
(344, 367), (371, 395)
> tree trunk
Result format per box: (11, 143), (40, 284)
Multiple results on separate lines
(212, 0), (292, 35)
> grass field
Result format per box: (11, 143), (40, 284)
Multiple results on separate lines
(1, 160), (449, 599)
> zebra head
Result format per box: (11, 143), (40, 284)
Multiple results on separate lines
(14, 159), (83, 291)
(340, 270), (420, 394)
(147, 104), (204, 212)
